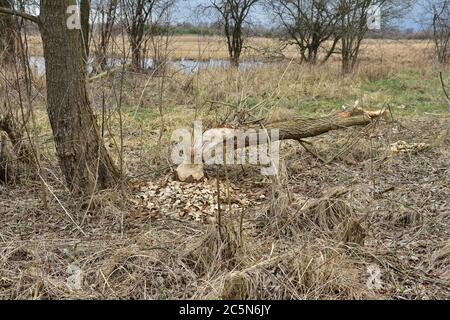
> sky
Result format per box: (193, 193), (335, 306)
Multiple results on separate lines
(173, 0), (426, 31)
(399, 1), (425, 31)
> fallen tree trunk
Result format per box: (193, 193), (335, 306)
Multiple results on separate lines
(265, 108), (383, 142)
(175, 107), (385, 182)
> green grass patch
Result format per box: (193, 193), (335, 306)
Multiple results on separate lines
(361, 70), (449, 115)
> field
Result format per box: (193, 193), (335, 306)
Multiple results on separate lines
(0, 36), (449, 299)
(26, 34), (432, 61)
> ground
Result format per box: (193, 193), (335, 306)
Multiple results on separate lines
(0, 37), (449, 299)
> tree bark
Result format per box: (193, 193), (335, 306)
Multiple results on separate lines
(131, 40), (142, 70)
(39, 0), (119, 194)
(264, 108), (381, 141)
(218, 107), (383, 149)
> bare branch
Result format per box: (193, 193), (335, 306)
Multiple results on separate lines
(0, 6), (41, 26)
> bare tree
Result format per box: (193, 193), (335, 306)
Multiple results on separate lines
(91, 0), (119, 70)
(209, 0), (260, 68)
(426, 1), (450, 113)
(336, 0), (376, 74)
(432, 0), (450, 65)
(336, 0), (411, 74)
(267, 0), (341, 64)
(149, 7), (172, 73)
(121, 0), (155, 70)
(121, 0), (174, 70)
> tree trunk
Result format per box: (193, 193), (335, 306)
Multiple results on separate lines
(80, 0), (90, 65)
(39, 0), (119, 194)
(131, 42), (141, 70)
(265, 108), (380, 141)
(230, 55), (240, 69)
(97, 0), (117, 72)
(0, 0), (15, 64)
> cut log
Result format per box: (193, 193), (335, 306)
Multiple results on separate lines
(265, 107), (384, 142)
(216, 107), (384, 151)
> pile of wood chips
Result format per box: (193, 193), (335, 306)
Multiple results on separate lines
(389, 140), (430, 154)
(135, 179), (266, 222)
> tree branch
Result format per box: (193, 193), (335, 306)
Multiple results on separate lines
(0, 6), (41, 26)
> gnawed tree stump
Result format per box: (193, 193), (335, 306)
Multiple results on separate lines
(1, 108), (36, 163)
(175, 164), (205, 182)
(0, 109), (27, 184)
(0, 110), (20, 143)
(175, 106), (386, 182)
(0, 130), (17, 183)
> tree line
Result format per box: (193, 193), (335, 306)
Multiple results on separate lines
(1, 1), (416, 73)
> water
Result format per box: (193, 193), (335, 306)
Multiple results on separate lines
(28, 56), (266, 77)
(175, 58), (265, 73)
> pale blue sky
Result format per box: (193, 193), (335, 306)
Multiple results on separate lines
(174, 0), (425, 31)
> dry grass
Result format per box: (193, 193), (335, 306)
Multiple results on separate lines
(25, 34), (433, 65)
(1, 115), (449, 300)
(25, 34), (270, 61)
